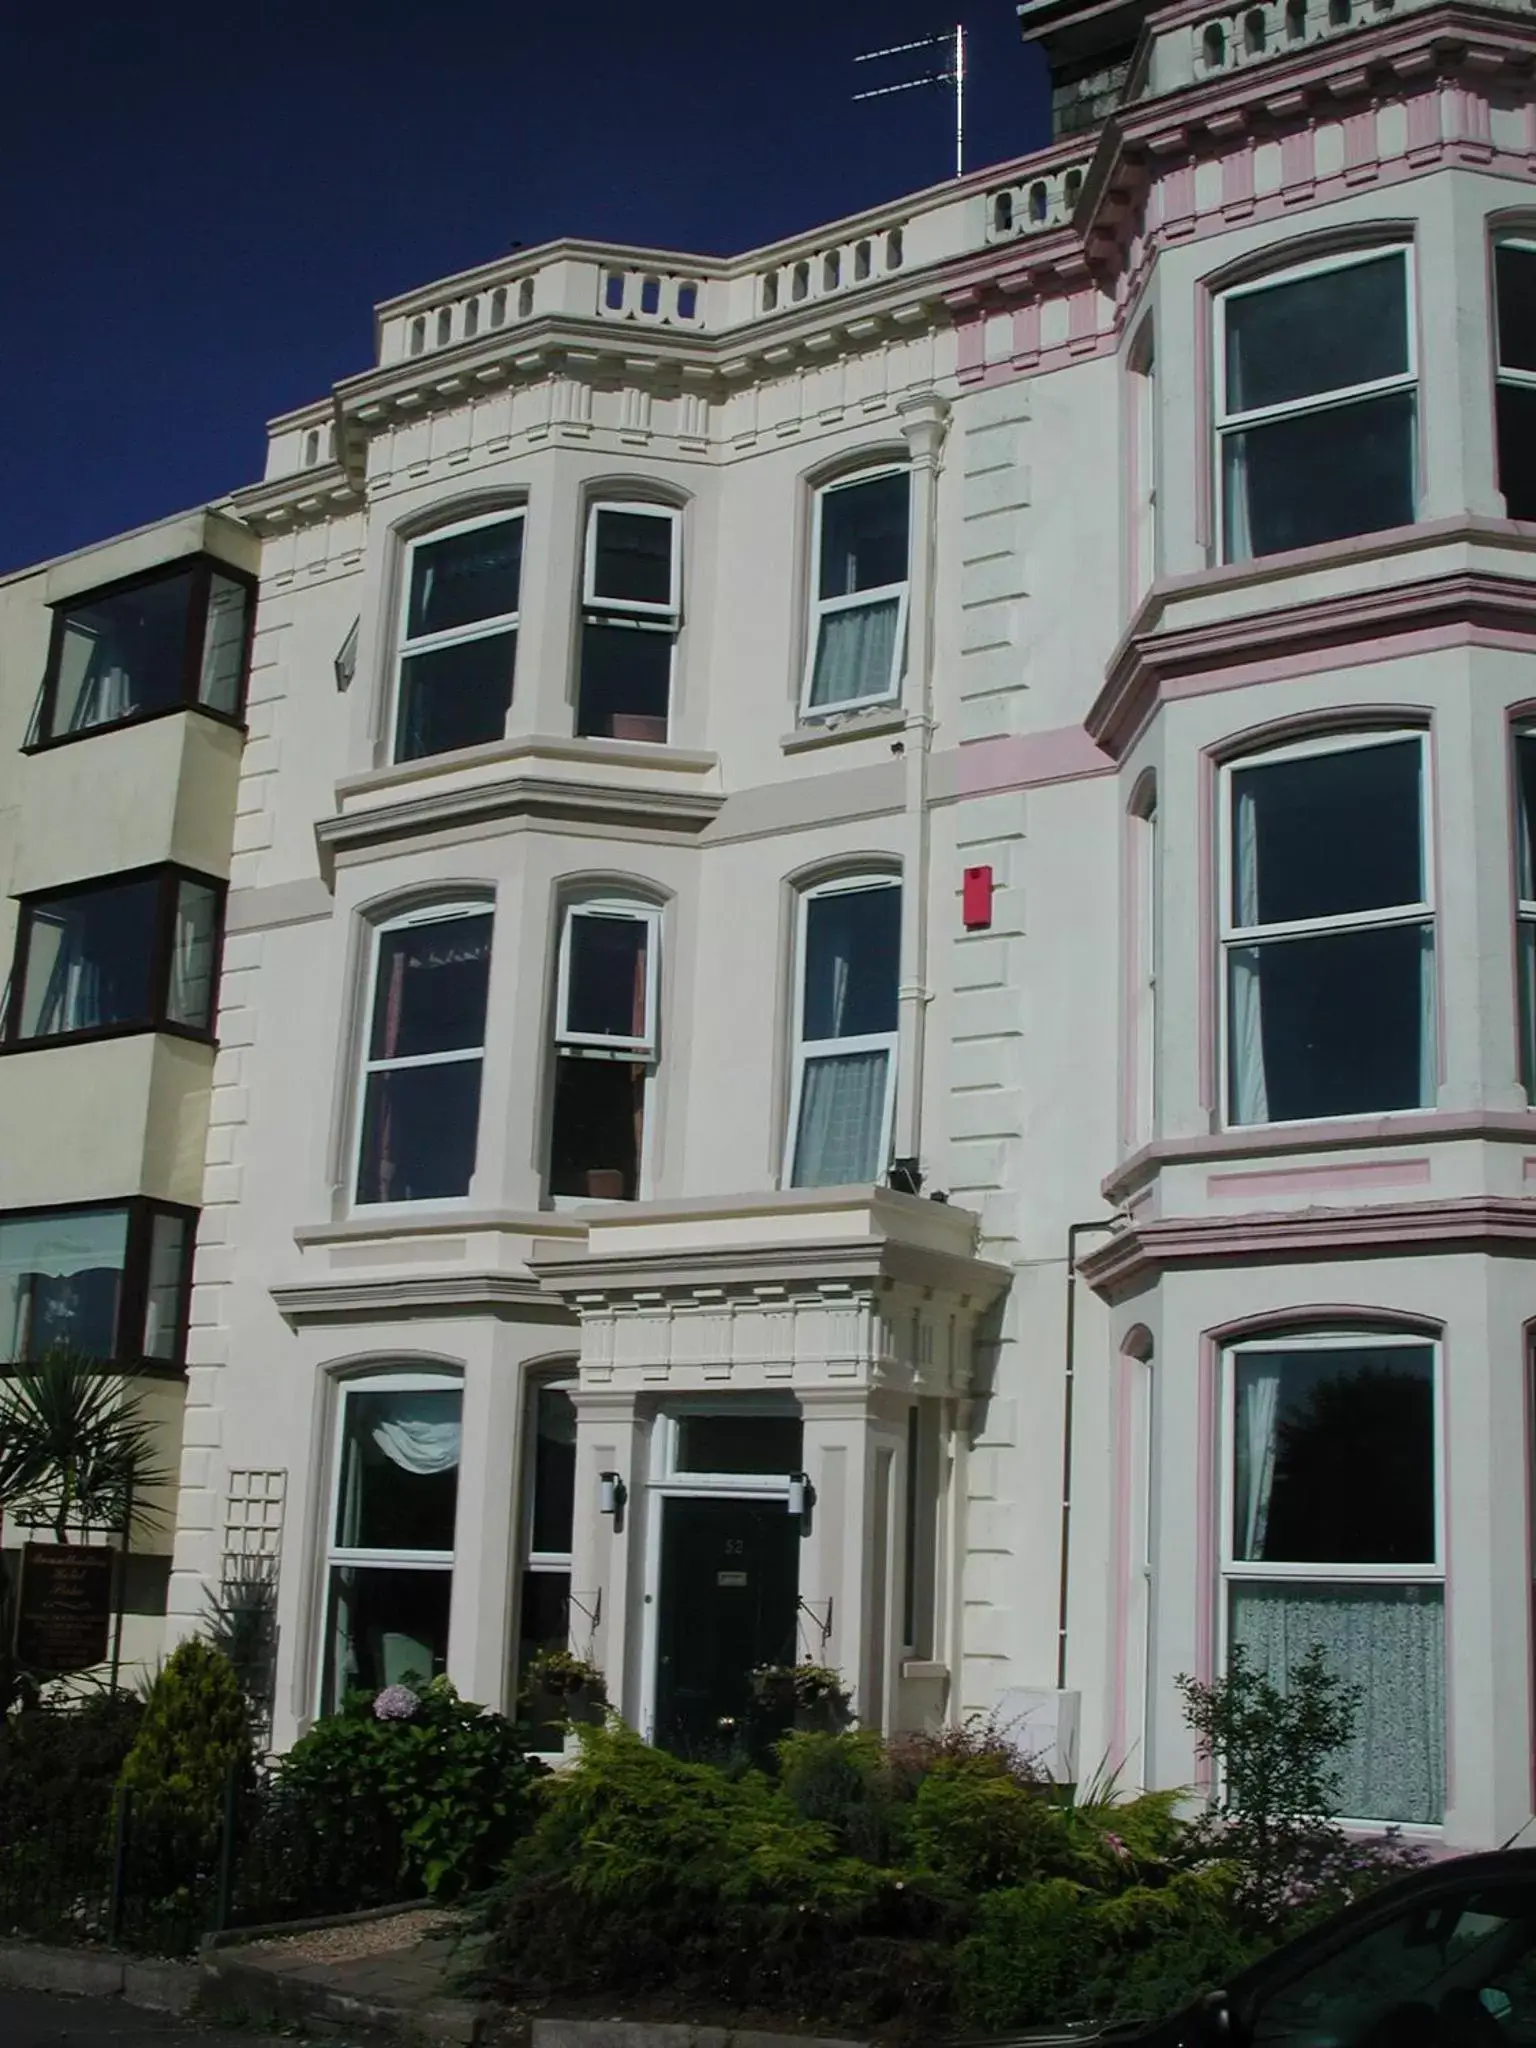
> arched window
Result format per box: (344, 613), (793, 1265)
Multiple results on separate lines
(1220, 1325), (1443, 1822)
(576, 501), (681, 744)
(1493, 235), (1536, 521)
(785, 875), (900, 1186)
(802, 467), (910, 716)
(547, 896), (661, 1202)
(353, 899), (494, 1205)
(1215, 246), (1417, 561)
(320, 1367), (463, 1712)
(391, 509), (524, 763)
(1221, 729), (1433, 1126)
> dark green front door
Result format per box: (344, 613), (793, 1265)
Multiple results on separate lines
(654, 1495), (800, 1759)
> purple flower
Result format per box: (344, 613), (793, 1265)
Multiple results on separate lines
(373, 1683), (421, 1721)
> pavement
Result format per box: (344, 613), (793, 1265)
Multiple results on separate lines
(0, 1986), (317, 2044)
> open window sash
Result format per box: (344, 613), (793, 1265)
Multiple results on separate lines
(582, 503), (681, 620)
(555, 905), (659, 1056)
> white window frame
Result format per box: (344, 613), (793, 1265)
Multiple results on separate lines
(351, 898), (493, 1210)
(1515, 730), (1536, 1096)
(1214, 246), (1418, 565)
(317, 1368), (463, 1718)
(782, 875), (901, 1187)
(554, 899), (661, 1055)
(1131, 329), (1158, 604)
(1217, 727), (1435, 1131)
(1218, 1328), (1444, 1827)
(1131, 799), (1158, 1150)
(1495, 238), (1536, 511)
(389, 507), (524, 762)
(800, 466), (911, 719)
(582, 501), (682, 620)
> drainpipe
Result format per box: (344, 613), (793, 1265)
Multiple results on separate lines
(892, 393), (950, 1169)
(1057, 1218), (1120, 1693)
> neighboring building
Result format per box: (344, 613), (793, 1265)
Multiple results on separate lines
(143, 0), (1536, 1849)
(0, 509), (256, 1675)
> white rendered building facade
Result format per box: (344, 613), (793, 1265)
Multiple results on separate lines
(158, 0), (1536, 1848)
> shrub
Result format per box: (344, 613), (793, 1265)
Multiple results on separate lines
(274, 1676), (541, 1899)
(118, 1640), (252, 1826)
(909, 1755), (1078, 1891)
(0, 1691), (146, 1926)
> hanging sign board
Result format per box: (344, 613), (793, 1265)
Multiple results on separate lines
(14, 1543), (115, 1672)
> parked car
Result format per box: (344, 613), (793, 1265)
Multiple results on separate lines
(1117, 1849), (1536, 2046)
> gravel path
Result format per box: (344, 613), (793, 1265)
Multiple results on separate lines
(243, 1905), (462, 1964)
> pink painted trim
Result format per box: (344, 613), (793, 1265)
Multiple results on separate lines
(1440, 1319), (1455, 1820)
(1108, 1107), (1536, 1203)
(1197, 745), (1217, 1116)
(951, 724), (1116, 798)
(1523, 1321), (1536, 1819)
(955, 315), (987, 386)
(1207, 1157), (1433, 1197)
(970, 327), (1116, 389)
(1195, 275), (1214, 557)
(1505, 713), (1531, 1104)
(1200, 1302), (1446, 1346)
(1011, 299), (1041, 368)
(1430, 708), (1448, 1092)
(1121, 803), (1139, 1152)
(1523, 1158), (1536, 1183)
(1195, 1333), (1218, 1772)
(1083, 1196), (1536, 1296)
(1108, 1349), (1137, 1772)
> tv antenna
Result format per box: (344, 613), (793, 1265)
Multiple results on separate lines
(852, 24), (967, 180)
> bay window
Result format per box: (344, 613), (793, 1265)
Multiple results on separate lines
(321, 1374), (461, 1711)
(354, 902), (492, 1205)
(514, 1376), (576, 1746)
(1223, 1332), (1444, 1824)
(391, 511), (523, 763)
(1494, 240), (1536, 522)
(29, 556), (253, 748)
(576, 504), (679, 743)
(1517, 733), (1536, 1096)
(1217, 249), (1417, 562)
(803, 470), (910, 714)
(1222, 732), (1434, 1126)
(786, 878), (900, 1187)
(548, 901), (658, 1202)
(0, 1200), (194, 1368)
(4, 866), (224, 1047)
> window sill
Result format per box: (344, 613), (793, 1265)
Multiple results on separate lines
(21, 700), (247, 757)
(0, 1021), (216, 1055)
(341, 730), (718, 802)
(782, 705), (907, 754)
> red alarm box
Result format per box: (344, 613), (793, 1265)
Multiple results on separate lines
(962, 865), (994, 930)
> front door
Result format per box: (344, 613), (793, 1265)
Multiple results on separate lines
(653, 1495), (800, 1760)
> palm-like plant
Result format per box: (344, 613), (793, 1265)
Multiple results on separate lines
(0, 1346), (169, 1542)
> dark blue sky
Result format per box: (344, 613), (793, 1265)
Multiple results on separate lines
(1, 4), (1049, 577)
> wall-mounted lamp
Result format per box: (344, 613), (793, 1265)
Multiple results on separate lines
(598, 1471), (626, 1517)
(787, 1471), (812, 1522)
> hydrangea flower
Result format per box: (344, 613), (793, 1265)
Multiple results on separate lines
(373, 1683), (421, 1721)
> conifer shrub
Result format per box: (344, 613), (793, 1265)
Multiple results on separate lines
(118, 1639), (253, 1825)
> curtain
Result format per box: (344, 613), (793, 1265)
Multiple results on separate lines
(30, 916), (108, 1036)
(167, 885), (217, 1029)
(1230, 1581), (1445, 1823)
(1418, 926), (1437, 1108)
(371, 1394), (463, 1476)
(1223, 436), (1253, 563)
(1229, 784), (1269, 1123)
(793, 1049), (888, 1186)
(810, 597), (899, 708)
(0, 1210), (128, 1364)
(369, 947), (408, 1201)
(1234, 1359), (1281, 1560)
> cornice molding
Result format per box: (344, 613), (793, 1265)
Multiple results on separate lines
(1088, 558), (1536, 757)
(1080, 1193), (1536, 1295)
(530, 1236), (1013, 1310)
(270, 1272), (575, 1325)
(314, 772), (724, 875)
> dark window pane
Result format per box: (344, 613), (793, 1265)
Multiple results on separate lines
(336, 1388), (461, 1551)
(1521, 920), (1536, 1099)
(199, 575), (249, 714)
(819, 473), (909, 599)
(1232, 740), (1423, 927)
(1228, 922), (1432, 1123)
(1497, 244), (1536, 372)
(142, 1211), (189, 1361)
(17, 878), (160, 1038)
(369, 916), (491, 1061)
(322, 1564), (451, 1712)
(576, 621), (671, 741)
(566, 915), (649, 1040)
(0, 1208), (128, 1364)
(1235, 1345), (1434, 1564)
(530, 1386), (576, 1554)
(549, 1056), (642, 1200)
(1224, 390), (1416, 559)
(406, 520), (522, 639)
(591, 509), (673, 606)
(803, 886), (900, 1040)
(516, 1570), (571, 1746)
(356, 1060), (484, 1202)
(49, 570), (196, 737)
(166, 880), (219, 1031)
(675, 1414), (804, 1474)
(1518, 738), (1536, 903)
(1497, 381), (1536, 521)
(395, 630), (516, 761)
(1225, 255), (1408, 414)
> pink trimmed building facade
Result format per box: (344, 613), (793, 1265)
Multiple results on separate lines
(42, 0), (1522, 1847)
